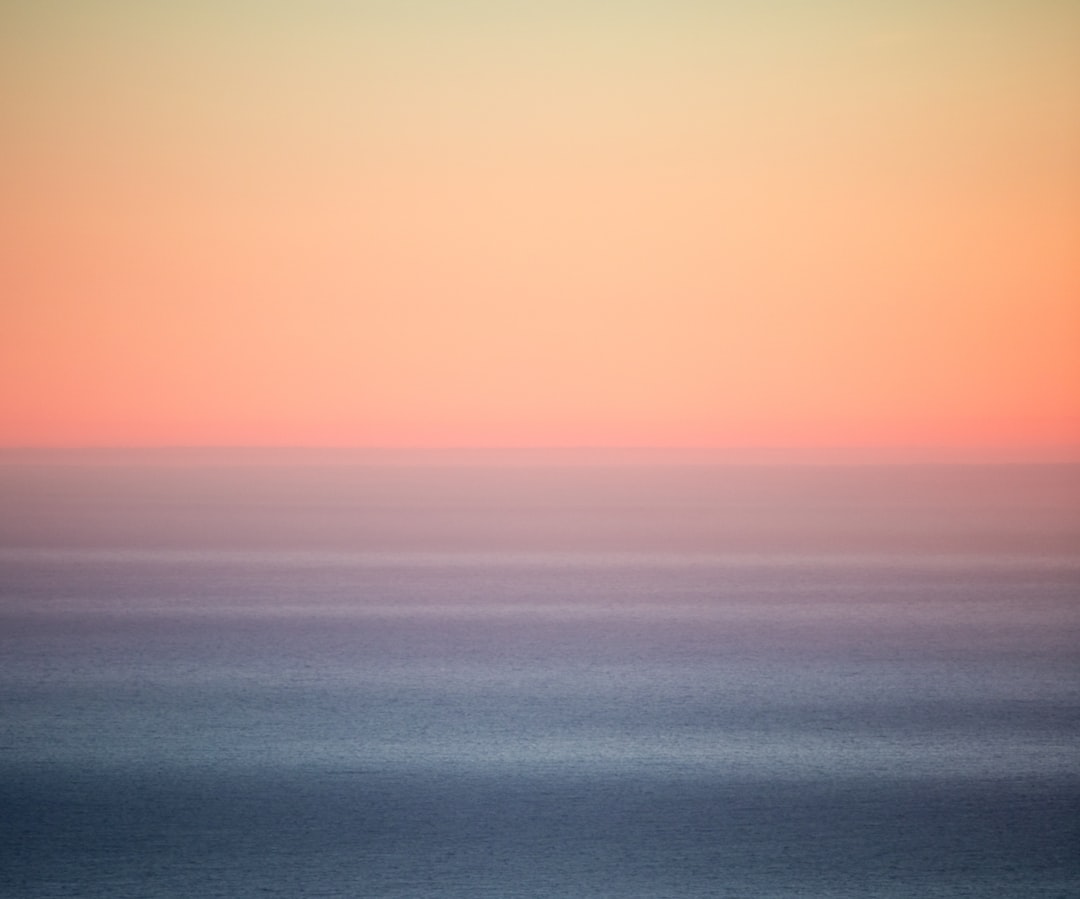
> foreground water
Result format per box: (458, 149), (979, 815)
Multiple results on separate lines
(1, 456), (1078, 897)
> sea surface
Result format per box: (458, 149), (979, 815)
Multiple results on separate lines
(1, 453), (1078, 897)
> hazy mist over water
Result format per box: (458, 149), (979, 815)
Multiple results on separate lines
(1, 452), (1078, 897)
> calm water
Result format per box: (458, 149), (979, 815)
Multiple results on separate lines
(1, 456), (1078, 897)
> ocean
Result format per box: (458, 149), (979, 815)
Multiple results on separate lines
(1, 454), (1078, 897)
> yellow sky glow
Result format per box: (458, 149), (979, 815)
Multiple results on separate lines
(1, 1), (1077, 451)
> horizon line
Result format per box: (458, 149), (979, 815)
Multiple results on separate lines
(2, 445), (1078, 466)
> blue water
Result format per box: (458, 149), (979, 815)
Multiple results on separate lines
(1, 458), (1078, 897)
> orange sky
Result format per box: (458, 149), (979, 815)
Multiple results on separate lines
(1, 2), (1077, 451)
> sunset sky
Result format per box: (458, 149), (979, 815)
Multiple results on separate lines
(2, 1), (1077, 452)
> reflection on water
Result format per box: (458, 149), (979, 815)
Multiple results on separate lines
(1, 455), (1078, 897)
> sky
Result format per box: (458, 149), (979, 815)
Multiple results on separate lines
(1, 1), (1077, 452)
